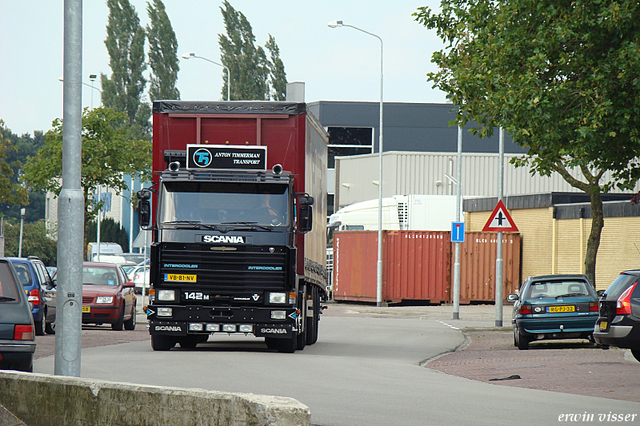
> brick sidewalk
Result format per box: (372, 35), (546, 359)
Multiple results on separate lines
(427, 329), (640, 403)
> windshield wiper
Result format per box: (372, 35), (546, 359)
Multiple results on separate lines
(556, 293), (584, 298)
(221, 221), (272, 231)
(0, 296), (16, 302)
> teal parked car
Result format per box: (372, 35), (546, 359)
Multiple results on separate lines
(507, 274), (599, 350)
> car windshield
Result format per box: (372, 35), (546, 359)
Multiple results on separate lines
(525, 280), (592, 299)
(83, 266), (119, 286)
(159, 181), (290, 228)
(0, 263), (19, 301)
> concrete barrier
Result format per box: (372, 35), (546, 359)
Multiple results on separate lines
(0, 371), (310, 426)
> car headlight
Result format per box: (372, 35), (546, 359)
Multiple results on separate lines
(157, 290), (176, 301)
(96, 296), (114, 304)
(269, 292), (287, 304)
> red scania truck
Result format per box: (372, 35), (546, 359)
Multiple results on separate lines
(138, 101), (328, 353)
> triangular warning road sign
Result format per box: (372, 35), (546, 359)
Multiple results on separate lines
(482, 199), (519, 232)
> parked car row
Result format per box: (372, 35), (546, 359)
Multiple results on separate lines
(508, 272), (640, 362)
(1, 257), (138, 373)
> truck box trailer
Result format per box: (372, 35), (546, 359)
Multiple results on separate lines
(138, 101), (328, 353)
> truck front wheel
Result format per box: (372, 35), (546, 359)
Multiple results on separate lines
(151, 334), (176, 351)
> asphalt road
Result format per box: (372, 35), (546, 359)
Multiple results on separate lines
(33, 303), (640, 426)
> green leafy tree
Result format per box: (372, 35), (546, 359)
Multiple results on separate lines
(0, 121), (28, 208)
(415, 1), (640, 287)
(146, 0), (180, 101)
(266, 34), (287, 101)
(21, 107), (152, 246)
(3, 219), (57, 266)
(87, 217), (129, 251)
(0, 125), (46, 222)
(218, 1), (287, 100)
(101, 0), (150, 138)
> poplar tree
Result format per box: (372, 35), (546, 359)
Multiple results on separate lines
(146, 0), (180, 101)
(101, 0), (150, 138)
(266, 34), (287, 101)
(218, 1), (287, 101)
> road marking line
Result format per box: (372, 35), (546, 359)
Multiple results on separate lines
(436, 320), (460, 330)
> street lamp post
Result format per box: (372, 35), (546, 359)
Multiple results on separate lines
(58, 76), (102, 107)
(328, 20), (384, 307)
(18, 208), (25, 257)
(182, 52), (231, 101)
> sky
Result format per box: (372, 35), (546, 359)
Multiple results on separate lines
(0, 1), (446, 136)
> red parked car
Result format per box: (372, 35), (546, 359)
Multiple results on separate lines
(82, 262), (136, 330)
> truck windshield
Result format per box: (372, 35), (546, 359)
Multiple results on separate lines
(159, 181), (290, 228)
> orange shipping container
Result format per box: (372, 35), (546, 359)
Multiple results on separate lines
(333, 231), (451, 304)
(457, 232), (521, 303)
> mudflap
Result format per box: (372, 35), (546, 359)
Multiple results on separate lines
(149, 321), (188, 336)
(254, 323), (292, 338)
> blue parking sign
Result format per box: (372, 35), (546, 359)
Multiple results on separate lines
(451, 222), (465, 243)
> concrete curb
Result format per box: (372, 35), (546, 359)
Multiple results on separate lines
(0, 371), (310, 426)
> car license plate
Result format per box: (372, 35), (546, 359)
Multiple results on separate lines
(82, 306), (90, 313)
(164, 273), (196, 282)
(548, 305), (575, 313)
(599, 321), (608, 331)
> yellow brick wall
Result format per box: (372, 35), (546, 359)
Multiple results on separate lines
(466, 207), (640, 290)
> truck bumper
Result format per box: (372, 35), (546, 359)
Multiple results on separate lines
(148, 305), (298, 339)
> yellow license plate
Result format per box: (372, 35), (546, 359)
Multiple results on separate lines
(164, 273), (197, 282)
(548, 305), (575, 313)
(82, 306), (90, 313)
(599, 321), (608, 331)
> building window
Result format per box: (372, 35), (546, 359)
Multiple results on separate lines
(327, 127), (373, 169)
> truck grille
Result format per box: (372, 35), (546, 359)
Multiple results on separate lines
(159, 243), (289, 290)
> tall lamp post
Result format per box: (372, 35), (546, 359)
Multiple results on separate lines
(58, 76), (102, 108)
(328, 20), (384, 307)
(182, 52), (231, 101)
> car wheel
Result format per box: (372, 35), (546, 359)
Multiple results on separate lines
(13, 356), (33, 373)
(124, 303), (136, 330)
(151, 334), (176, 351)
(45, 318), (55, 335)
(112, 304), (124, 331)
(35, 311), (45, 336)
(515, 326), (530, 350)
(631, 349), (640, 363)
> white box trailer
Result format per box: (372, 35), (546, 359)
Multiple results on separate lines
(329, 194), (458, 231)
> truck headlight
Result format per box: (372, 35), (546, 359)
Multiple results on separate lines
(189, 323), (204, 332)
(239, 324), (253, 333)
(269, 292), (287, 304)
(157, 307), (173, 317)
(96, 296), (113, 304)
(222, 324), (237, 333)
(271, 310), (287, 320)
(157, 290), (176, 301)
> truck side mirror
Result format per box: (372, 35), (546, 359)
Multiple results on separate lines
(298, 205), (313, 233)
(137, 189), (151, 228)
(138, 200), (151, 228)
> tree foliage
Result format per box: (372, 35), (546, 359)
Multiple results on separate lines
(87, 217), (130, 251)
(147, 0), (180, 101)
(218, 1), (287, 100)
(415, 0), (640, 286)
(0, 124), (46, 223)
(101, 0), (150, 138)
(0, 121), (29, 208)
(21, 107), (152, 242)
(2, 219), (57, 266)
